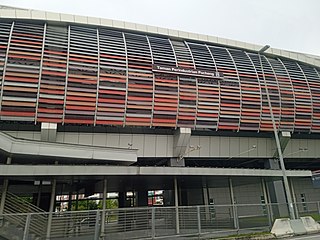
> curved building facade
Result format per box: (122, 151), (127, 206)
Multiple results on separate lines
(1, 8), (320, 240)
(0, 20), (320, 133)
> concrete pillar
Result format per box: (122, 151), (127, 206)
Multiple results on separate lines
(290, 178), (299, 218)
(46, 179), (56, 240)
(137, 190), (148, 207)
(0, 156), (12, 215)
(202, 177), (209, 206)
(68, 191), (72, 211)
(36, 181), (42, 207)
(100, 178), (107, 238)
(118, 192), (125, 208)
(41, 122), (57, 142)
(265, 159), (288, 218)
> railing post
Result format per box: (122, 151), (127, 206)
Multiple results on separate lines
(266, 203), (273, 228)
(151, 207), (155, 239)
(317, 201), (320, 215)
(23, 214), (31, 240)
(197, 206), (201, 236)
(233, 204), (239, 230)
(94, 210), (100, 240)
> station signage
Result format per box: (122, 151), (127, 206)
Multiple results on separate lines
(152, 64), (224, 80)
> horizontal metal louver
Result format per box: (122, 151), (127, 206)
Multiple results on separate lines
(0, 19), (319, 133)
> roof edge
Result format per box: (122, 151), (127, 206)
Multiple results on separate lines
(0, 5), (319, 68)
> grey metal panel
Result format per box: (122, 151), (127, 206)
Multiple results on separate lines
(92, 133), (107, 147)
(143, 135), (156, 157)
(119, 134), (133, 149)
(3, 131), (18, 138)
(63, 132), (80, 144)
(106, 133), (120, 148)
(16, 131), (39, 140)
(209, 186), (231, 205)
(56, 132), (64, 143)
(199, 136), (210, 157)
(209, 136), (220, 156)
(219, 137), (230, 157)
(4, 130), (320, 159)
(0, 164), (311, 177)
(248, 138), (259, 157)
(155, 135), (168, 157)
(233, 182), (263, 204)
(189, 135), (200, 157)
(229, 137), (240, 157)
(257, 138), (267, 157)
(132, 134), (145, 156)
(0, 131), (137, 163)
(167, 135), (174, 157)
(79, 133), (93, 145)
(238, 137), (249, 156)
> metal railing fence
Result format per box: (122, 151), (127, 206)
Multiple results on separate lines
(1, 201), (320, 240)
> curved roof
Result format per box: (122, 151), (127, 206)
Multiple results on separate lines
(0, 7), (320, 133)
(0, 5), (319, 68)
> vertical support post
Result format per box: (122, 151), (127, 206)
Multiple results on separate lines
(68, 191), (72, 211)
(46, 179), (56, 240)
(36, 181), (42, 207)
(23, 214), (31, 240)
(197, 206), (201, 236)
(93, 28), (100, 126)
(34, 23), (47, 123)
(0, 180), (8, 215)
(264, 180), (274, 222)
(174, 177), (180, 234)
(261, 178), (273, 227)
(258, 51), (295, 219)
(0, 22), (14, 110)
(317, 201), (320, 215)
(0, 156), (12, 215)
(100, 178), (107, 238)
(290, 178), (299, 218)
(94, 210), (100, 240)
(229, 178), (238, 229)
(151, 207), (155, 239)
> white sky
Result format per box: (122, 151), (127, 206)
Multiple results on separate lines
(1, 0), (319, 56)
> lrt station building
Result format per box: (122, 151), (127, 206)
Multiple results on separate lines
(0, 6), (320, 221)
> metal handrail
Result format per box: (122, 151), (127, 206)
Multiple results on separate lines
(0, 201), (320, 240)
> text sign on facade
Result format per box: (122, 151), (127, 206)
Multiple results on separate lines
(152, 64), (224, 80)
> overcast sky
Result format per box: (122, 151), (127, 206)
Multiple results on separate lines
(1, 0), (319, 56)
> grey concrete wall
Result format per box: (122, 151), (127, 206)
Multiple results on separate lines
(233, 182), (263, 204)
(292, 177), (320, 202)
(208, 186), (231, 205)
